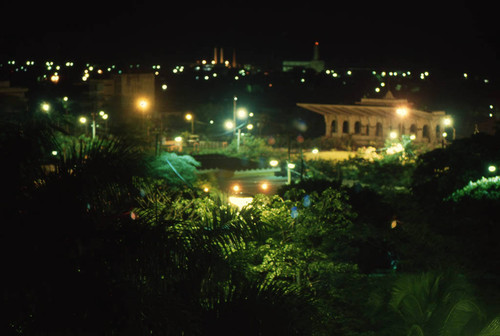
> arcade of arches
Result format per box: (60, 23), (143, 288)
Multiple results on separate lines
(297, 92), (448, 147)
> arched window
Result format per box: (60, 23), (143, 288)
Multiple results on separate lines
(376, 122), (383, 137)
(331, 120), (337, 134)
(354, 121), (361, 134)
(342, 121), (349, 134)
(366, 125), (370, 136)
(410, 124), (417, 136)
(423, 125), (430, 139)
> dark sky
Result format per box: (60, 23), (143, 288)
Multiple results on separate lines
(1, 1), (498, 70)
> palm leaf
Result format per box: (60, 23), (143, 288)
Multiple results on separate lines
(408, 324), (425, 336)
(477, 317), (500, 336)
(440, 299), (484, 336)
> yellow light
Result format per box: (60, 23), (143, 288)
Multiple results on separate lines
(312, 148), (319, 154)
(137, 99), (149, 111)
(389, 131), (398, 139)
(41, 103), (50, 112)
(443, 117), (452, 126)
(260, 182), (269, 191)
(174, 136), (182, 142)
(287, 163), (296, 169)
(488, 165), (497, 173)
(50, 74), (59, 83)
(224, 120), (234, 130)
(396, 107), (408, 117)
(269, 160), (279, 167)
(246, 124), (254, 130)
(228, 196), (253, 209)
(231, 184), (240, 193)
(185, 113), (193, 121)
(236, 108), (247, 119)
(203, 187), (209, 193)
(79, 116), (87, 124)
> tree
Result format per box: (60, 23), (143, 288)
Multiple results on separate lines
(384, 271), (500, 336)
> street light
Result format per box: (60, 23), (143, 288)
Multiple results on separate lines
(41, 102), (50, 113)
(137, 98), (149, 112)
(396, 107), (408, 117)
(443, 116), (456, 140)
(185, 113), (194, 134)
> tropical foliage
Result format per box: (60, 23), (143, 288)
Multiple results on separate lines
(2, 111), (500, 335)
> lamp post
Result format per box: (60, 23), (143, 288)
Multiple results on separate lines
(137, 98), (149, 137)
(443, 116), (455, 140)
(233, 96), (237, 136)
(185, 113), (194, 134)
(287, 162), (296, 185)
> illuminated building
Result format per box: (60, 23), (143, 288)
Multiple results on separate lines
(298, 91), (449, 147)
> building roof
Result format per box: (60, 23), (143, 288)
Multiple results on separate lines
(297, 91), (445, 121)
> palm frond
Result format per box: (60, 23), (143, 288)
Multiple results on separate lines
(440, 299), (484, 336)
(477, 317), (500, 336)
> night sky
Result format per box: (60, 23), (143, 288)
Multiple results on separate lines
(1, 1), (498, 70)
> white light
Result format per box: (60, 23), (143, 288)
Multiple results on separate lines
(237, 108), (247, 119)
(174, 136), (182, 142)
(41, 103), (50, 112)
(396, 107), (408, 117)
(269, 160), (279, 167)
(229, 196), (253, 209)
(389, 131), (397, 139)
(488, 165), (497, 173)
(287, 163), (296, 169)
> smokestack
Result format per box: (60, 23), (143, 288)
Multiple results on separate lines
(220, 48), (224, 64)
(313, 41), (319, 61)
(214, 47), (218, 64)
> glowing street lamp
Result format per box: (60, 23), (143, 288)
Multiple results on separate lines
(269, 159), (279, 167)
(41, 102), (50, 113)
(443, 116), (455, 140)
(137, 99), (149, 112)
(224, 120), (234, 130)
(185, 113), (194, 133)
(396, 107), (408, 117)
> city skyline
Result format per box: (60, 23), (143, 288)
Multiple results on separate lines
(1, 1), (497, 70)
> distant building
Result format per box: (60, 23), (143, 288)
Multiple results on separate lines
(0, 80), (28, 100)
(89, 73), (155, 113)
(0, 81), (28, 113)
(298, 91), (449, 147)
(283, 42), (325, 73)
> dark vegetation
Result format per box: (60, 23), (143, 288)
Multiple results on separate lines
(2, 111), (500, 335)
